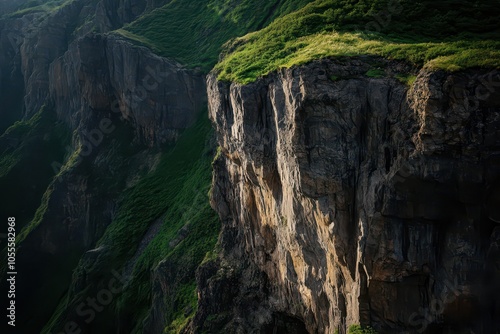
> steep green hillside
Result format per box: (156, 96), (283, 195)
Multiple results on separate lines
(118, 0), (314, 71)
(1, 0), (499, 333)
(41, 114), (220, 333)
(4, 0), (70, 18)
(215, 0), (500, 83)
(101, 115), (219, 333)
(0, 106), (70, 231)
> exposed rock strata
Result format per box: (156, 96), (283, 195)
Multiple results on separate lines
(200, 58), (500, 333)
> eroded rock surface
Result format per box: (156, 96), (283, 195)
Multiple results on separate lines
(50, 33), (206, 145)
(198, 58), (500, 333)
(0, 3), (206, 332)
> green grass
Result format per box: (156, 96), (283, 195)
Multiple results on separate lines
(118, 0), (314, 71)
(96, 114), (216, 262)
(42, 114), (221, 333)
(0, 106), (71, 321)
(0, 106), (70, 234)
(4, 0), (70, 18)
(214, 0), (500, 83)
(112, 114), (220, 333)
(366, 68), (385, 78)
(348, 325), (378, 334)
(395, 73), (417, 86)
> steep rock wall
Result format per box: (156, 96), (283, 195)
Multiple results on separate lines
(50, 33), (206, 145)
(201, 58), (500, 333)
(18, 1), (86, 116)
(2, 5), (206, 331)
(0, 0), (170, 128)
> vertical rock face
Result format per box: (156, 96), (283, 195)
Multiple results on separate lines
(0, 3), (207, 332)
(203, 58), (500, 333)
(0, 0), (170, 126)
(50, 33), (206, 145)
(95, 0), (147, 31)
(16, 28), (206, 269)
(18, 1), (86, 116)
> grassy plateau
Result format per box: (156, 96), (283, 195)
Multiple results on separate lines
(212, 0), (500, 83)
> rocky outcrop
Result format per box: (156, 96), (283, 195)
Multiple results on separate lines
(0, 2), (207, 333)
(0, 0), (171, 128)
(201, 58), (500, 333)
(18, 1), (86, 116)
(50, 33), (206, 145)
(94, 0), (147, 32)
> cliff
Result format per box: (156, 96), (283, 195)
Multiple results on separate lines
(1, 1), (499, 333)
(198, 58), (500, 333)
(50, 33), (206, 145)
(1, 1), (213, 333)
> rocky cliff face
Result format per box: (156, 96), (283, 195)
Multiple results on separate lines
(50, 33), (206, 145)
(0, 1), (208, 332)
(0, 0), (169, 128)
(200, 58), (500, 333)
(2, 1), (499, 333)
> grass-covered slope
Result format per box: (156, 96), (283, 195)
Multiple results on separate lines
(214, 0), (500, 83)
(0, 107), (71, 332)
(100, 115), (220, 333)
(117, 0), (314, 71)
(3, 0), (70, 18)
(0, 106), (70, 231)
(41, 114), (220, 334)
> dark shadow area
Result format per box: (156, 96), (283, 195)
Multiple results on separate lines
(263, 312), (309, 334)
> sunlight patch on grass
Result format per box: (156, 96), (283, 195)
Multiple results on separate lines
(217, 31), (500, 84)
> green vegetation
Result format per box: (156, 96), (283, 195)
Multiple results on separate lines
(214, 0), (500, 83)
(5, 0), (70, 18)
(114, 115), (219, 333)
(42, 114), (221, 333)
(5, 0), (500, 333)
(0, 107), (71, 330)
(0, 106), (70, 233)
(348, 324), (378, 334)
(118, 0), (314, 71)
(395, 73), (417, 87)
(366, 68), (385, 78)
(96, 115), (217, 263)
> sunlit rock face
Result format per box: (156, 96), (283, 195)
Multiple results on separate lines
(198, 58), (500, 333)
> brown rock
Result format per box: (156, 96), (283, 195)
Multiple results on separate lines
(200, 58), (500, 333)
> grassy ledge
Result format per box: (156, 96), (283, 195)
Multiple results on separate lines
(4, 0), (70, 18)
(118, 0), (314, 72)
(214, 0), (500, 84)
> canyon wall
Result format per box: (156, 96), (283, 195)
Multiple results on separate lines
(199, 58), (500, 333)
(2, 2), (499, 333)
(0, 2), (207, 332)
